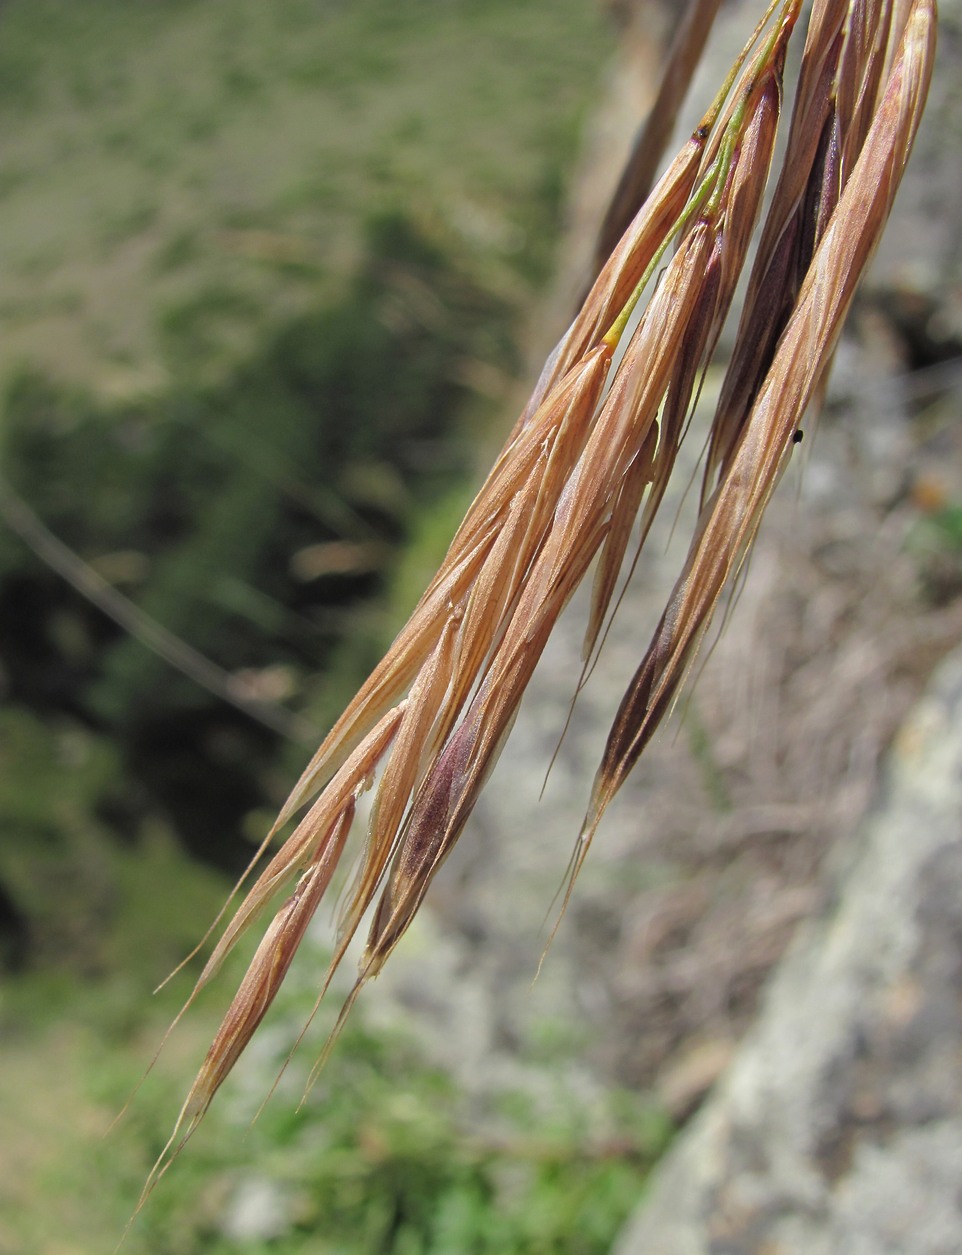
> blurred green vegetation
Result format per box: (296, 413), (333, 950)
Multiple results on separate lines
(0, 1), (673, 1251)
(907, 499), (962, 604)
(2, 946), (671, 1255)
(0, 210), (513, 873)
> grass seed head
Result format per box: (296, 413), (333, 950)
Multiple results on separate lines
(144, 0), (937, 1204)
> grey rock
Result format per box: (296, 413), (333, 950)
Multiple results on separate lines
(613, 647), (962, 1255)
(219, 1174), (295, 1243)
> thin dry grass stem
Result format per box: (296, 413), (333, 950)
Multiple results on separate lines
(584, 0), (935, 870)
(156, 0), (793, 1128)
(142, 0), (936, 1209)
(218, 8), (799, 1031)
(195, 35), (791, 1110)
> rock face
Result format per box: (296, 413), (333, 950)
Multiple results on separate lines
(613, 645), (962, 1255)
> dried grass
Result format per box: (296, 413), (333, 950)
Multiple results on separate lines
(138, 0), (937, 1206)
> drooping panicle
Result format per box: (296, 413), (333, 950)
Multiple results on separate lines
(144, 0), (935, 1205)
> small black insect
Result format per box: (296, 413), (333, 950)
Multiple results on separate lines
(792, 429), (804, 444)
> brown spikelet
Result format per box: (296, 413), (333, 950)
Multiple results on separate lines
(331, 611), (461, 961)
(177, 704), (405, 1006)
(136, 799), (355, 1211)
(143, 0), (936, 1205)
(277, 339), (615, 831)
(585, 24), (790, 668)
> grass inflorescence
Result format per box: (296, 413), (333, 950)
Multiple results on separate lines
(140, 0), (938, 1215)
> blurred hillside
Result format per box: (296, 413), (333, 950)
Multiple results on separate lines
(0, 0), (614, 951)
(0, 0), (612, 392)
